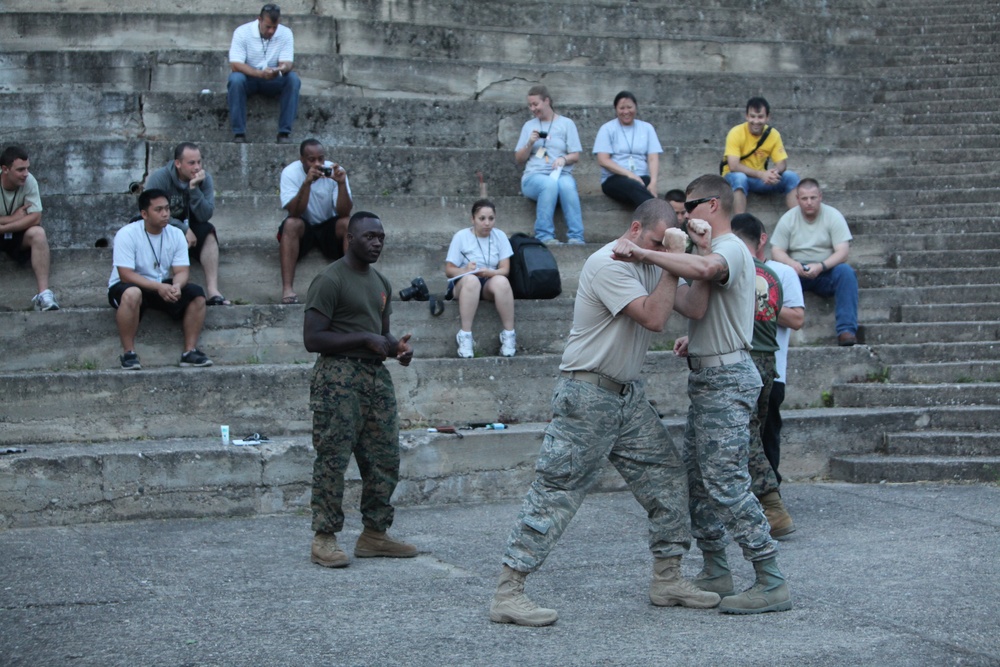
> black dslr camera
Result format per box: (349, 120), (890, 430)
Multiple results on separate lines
(399, 277), (430, 301)
(320, 165), (333, 177)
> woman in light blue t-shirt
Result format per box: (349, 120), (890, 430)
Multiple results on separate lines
(445, 199), (517, 359)
(514, 85), (585, 246)
(592, 91), (664, 209)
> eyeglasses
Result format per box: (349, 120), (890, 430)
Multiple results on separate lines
(684, 196), (719, 213)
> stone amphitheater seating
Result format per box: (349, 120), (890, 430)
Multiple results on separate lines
(2, 0), (999, 527)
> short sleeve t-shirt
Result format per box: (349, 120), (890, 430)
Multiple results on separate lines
(280, 161), (352, 225)
(771, 203), (853, 263)
(750, 259), (783, 354)
(1, 173), (43, 218)
(766, 259), (805, 383)
(109, 220), (189, 287)
(560, 242), (664, 383)
(445, 228), (513, 270)
(229, 20), (294, 69)
(516, 115), (583, 177)
(686, 233), (754, 358)
(592, 119), (663, 182)
(722, 123), (788, 175)
(304, 259), (393, 361)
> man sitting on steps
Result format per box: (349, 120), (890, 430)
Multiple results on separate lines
(108, 189), (213, 370)
(144, 142), (230, 306)
(277, 139), (353, 304)
(1, 145), (59, 311)
(770, 178), (859, 347)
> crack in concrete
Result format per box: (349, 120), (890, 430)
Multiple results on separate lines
(474, 76), (534, 101)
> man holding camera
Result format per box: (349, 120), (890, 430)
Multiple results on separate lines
(278, 138), (353, 304)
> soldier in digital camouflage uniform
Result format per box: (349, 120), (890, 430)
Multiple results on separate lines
(489, 199), (719, 628)
(302, 211), (417, 569)
(615, 175), (792, 615)
(732, 213), (798, 539)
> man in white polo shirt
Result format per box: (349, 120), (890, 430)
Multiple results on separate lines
(227, 3), (301, 144)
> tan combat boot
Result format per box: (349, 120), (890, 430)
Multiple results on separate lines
(758, 490), (796, 538)
(311, 532), (349, 568)
(693, 549), (735, 598)
(719, 556), (793, 614)
(489, 565), (558, 626)
(354, 527), (418, 558)
(649, 556), (721, 608)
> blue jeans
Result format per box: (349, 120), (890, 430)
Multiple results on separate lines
(227, 71), (301, 135)
(520, 172), (585, 243)
(801, 263), (858, 335)
(725, 170), (800, 195)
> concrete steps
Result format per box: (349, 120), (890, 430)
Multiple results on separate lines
(0, 237), (908, 312)
(0, 404), (949, 528)
(0, 345), (877, 446)
(3, 0), (1000, 518)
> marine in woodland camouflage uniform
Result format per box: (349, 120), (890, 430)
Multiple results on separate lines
(302, 213), (413, 539)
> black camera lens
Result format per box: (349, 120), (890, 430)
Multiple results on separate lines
(320, 166), (333, 177)
(399, 277), (430, 302)
(538, 131), (548, 139)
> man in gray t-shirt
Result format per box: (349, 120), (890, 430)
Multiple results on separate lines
(612, 175), (792, 615)
(490, 199), (718, 628)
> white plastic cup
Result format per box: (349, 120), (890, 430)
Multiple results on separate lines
(221, 425), (230, 445)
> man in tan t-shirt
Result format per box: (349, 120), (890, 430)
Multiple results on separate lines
(489, 198), (718, 628)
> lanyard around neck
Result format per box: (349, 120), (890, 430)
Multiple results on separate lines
(145, 229), (164, 272)
(1, 186), (19, 217)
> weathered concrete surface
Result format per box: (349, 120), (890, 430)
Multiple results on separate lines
(1, 484), (996, 666)
(0, 405), (974, 529)
(0, 348), (879, 445)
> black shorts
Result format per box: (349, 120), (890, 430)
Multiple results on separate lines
(108, 280), (206, 320)
(186, 220), (218, 261)
(0, 231), (30, 264)
(277, 216), (344, 260)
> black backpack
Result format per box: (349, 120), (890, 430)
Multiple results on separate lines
(508, 233), (561, 300)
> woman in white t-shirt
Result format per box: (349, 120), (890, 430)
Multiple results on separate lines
(514, 85), (585, 245)
(592, 90), (664, 209)
(445, 199), (517, 358)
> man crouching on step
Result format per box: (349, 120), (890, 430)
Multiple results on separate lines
(489, 199), (718, 627)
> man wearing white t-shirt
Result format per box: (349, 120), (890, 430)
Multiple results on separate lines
(277, 139), (353, 304)
(228, 3), (301, 143)
(108, 190), (212, 370)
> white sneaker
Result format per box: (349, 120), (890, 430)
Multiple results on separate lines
(456, 330), (474, 358)
(499, 330), (517, 357)
(32, 289), (59, 311)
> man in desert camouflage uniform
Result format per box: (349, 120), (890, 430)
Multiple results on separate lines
(615, 175), (792, 615)
(489, 199), (720, 628)
(302, 211), (417, 568)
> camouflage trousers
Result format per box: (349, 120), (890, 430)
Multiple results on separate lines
(683, 358), (777, 561)
(503, 377), (691, 573)
(749, 351), (780, 497)
(309, 356), (400, 535)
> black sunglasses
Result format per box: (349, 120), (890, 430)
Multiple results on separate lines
(684, 196), (719, 213)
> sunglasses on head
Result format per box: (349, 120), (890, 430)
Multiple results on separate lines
(684, 196), (719, 213)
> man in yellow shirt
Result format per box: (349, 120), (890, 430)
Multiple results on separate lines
(721, 97), (800, 215)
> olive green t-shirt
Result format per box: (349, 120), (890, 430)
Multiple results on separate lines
(304, 258), (393, 361)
